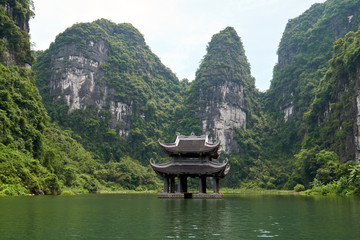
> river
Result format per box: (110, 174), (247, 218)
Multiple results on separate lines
(0, 193), (359, 239)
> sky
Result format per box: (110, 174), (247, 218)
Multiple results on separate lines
(30, 0), (327, 91)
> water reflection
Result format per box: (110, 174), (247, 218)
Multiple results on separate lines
(0, 194), (359, 239)
(161, 199), (229, 239)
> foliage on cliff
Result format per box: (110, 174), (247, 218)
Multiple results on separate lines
(214, 0), (360, 191)
(34, 19), (184, 168)
(0, 0), (34, 65)
(186, 27), (261, 128)
(251, 0), (360, 192)
(267, 0), (360, 118)
(0, 62), (160, 195)
(0, 2), (160, 195)
(262, 1), (360, 167)
(177, 27), (270, 188)
(294, 27), (360, 194)
(0, 62), (60, 195)
(304, 28), (360, 158)
(3, 0), (360, 195)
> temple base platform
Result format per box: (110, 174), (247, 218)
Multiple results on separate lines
(158, 193), (224, 199)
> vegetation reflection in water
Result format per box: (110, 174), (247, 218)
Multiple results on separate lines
(0, 193), (360, 240)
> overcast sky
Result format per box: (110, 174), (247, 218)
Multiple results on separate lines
(30, 0), (326, 91)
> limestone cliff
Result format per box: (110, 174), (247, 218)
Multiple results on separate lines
(188, 27), (258, 153)
(0, 0), (34, 66)
(268, 0), (360, 122)
(354, 67), (360, 161)
(50, 41), (108, 112)
(303, 28), (360, 162)
(35, 19), (180, 140)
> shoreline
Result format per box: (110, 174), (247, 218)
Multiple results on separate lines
(1, 188), (358, 197)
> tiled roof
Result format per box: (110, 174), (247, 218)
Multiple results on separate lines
(159, 132), (220, 157)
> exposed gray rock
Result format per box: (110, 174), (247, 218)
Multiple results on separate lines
(274, 2), (360, 121)
(354, 68), (360, 162)
(48, 40), (132, 135)
(191, 27), (255, 154)
(200, 81), (246, 153)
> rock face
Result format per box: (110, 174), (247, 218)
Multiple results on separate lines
(50, 41), (108, 112)
(303, 27), (360, 162)
(352, 67), (360, 162)
(35, 19), (180, 141)
(200, 81), (247, 153)
(355, 85), (360, 161)
(0, 1), (33, 66)
(47, 39), (133, 136)
(190, 27), (256, 153)
(269, 1), (360, 122)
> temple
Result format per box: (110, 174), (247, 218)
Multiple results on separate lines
(150, 132), (230, 199)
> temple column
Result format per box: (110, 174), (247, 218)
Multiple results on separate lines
(177, 176), (182, 193)
(183, 176), (188, 193)
(178, 176), (188, 193)
(199, 176), (206, 193)
(170, 176), (176, 193)
(213, 177), (220, 193)
(163, 176), (169, 193)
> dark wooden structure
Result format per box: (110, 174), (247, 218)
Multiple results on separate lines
(150, 132), (229, 198)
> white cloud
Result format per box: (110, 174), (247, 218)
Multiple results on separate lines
(30, 0), (326, 91)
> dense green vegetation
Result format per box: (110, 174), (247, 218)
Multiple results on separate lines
(0, 1), (160, 195)
(0, 62), (160, 195)
(0, 0), (34, 65)
(181, 27), (270, 188)
(267, 0), (360, 118)
(299, 27), (360, 195)
(188, 27), (261, 128)
(249, 0), (360, 193)
(2, 0), (360, 196)
(35, 19), (183, 166)
(263, 0), (360, 170)
(183, 0), (360, 193)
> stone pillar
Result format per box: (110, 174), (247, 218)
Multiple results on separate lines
(177, 176), (182, 193)
(213, 177), (220, 193)
(178, 176), (188, 193)
(199, 176), (207, 193)
(163, 176), (169, 193)
(182, 176), (188, 193)
(170, 176), (176, 193)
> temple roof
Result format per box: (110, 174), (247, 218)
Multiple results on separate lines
(150, 159), (230, 178)
(159, 132), (220, 157)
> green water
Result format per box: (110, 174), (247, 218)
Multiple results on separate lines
(0, 194), (359, 240)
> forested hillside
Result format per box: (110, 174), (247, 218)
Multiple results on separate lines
(0, 0), (159, 195)
(261, 0), (360, 193)
(34, 19), (187, 167)
(2, 0), (360, 195)
(265, 0), (360, 157)
(299, 27), (360, 195)
(185, 27), (261, 153)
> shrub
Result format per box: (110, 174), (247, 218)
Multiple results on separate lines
(294, 184), (305, 192)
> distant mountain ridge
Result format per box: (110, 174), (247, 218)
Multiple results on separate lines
(0, 2), (159, 195)
(268, 0), (360, 123)
(186, 27), (260, 153)
(1, 0), (360, 195)
(34, 0), (360, 191)
(35, 19), (183, 164)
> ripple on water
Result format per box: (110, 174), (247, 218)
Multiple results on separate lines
(255, 229), (279, 238)
(257, 234), (279, 238)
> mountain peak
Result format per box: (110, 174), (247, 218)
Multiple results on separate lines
(187, 27), (257, 153)
(197, 26), (251, 82)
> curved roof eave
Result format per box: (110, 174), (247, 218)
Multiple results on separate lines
(150, 160), (229, 177)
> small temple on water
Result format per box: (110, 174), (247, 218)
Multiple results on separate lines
(150, 132), (230, 199)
